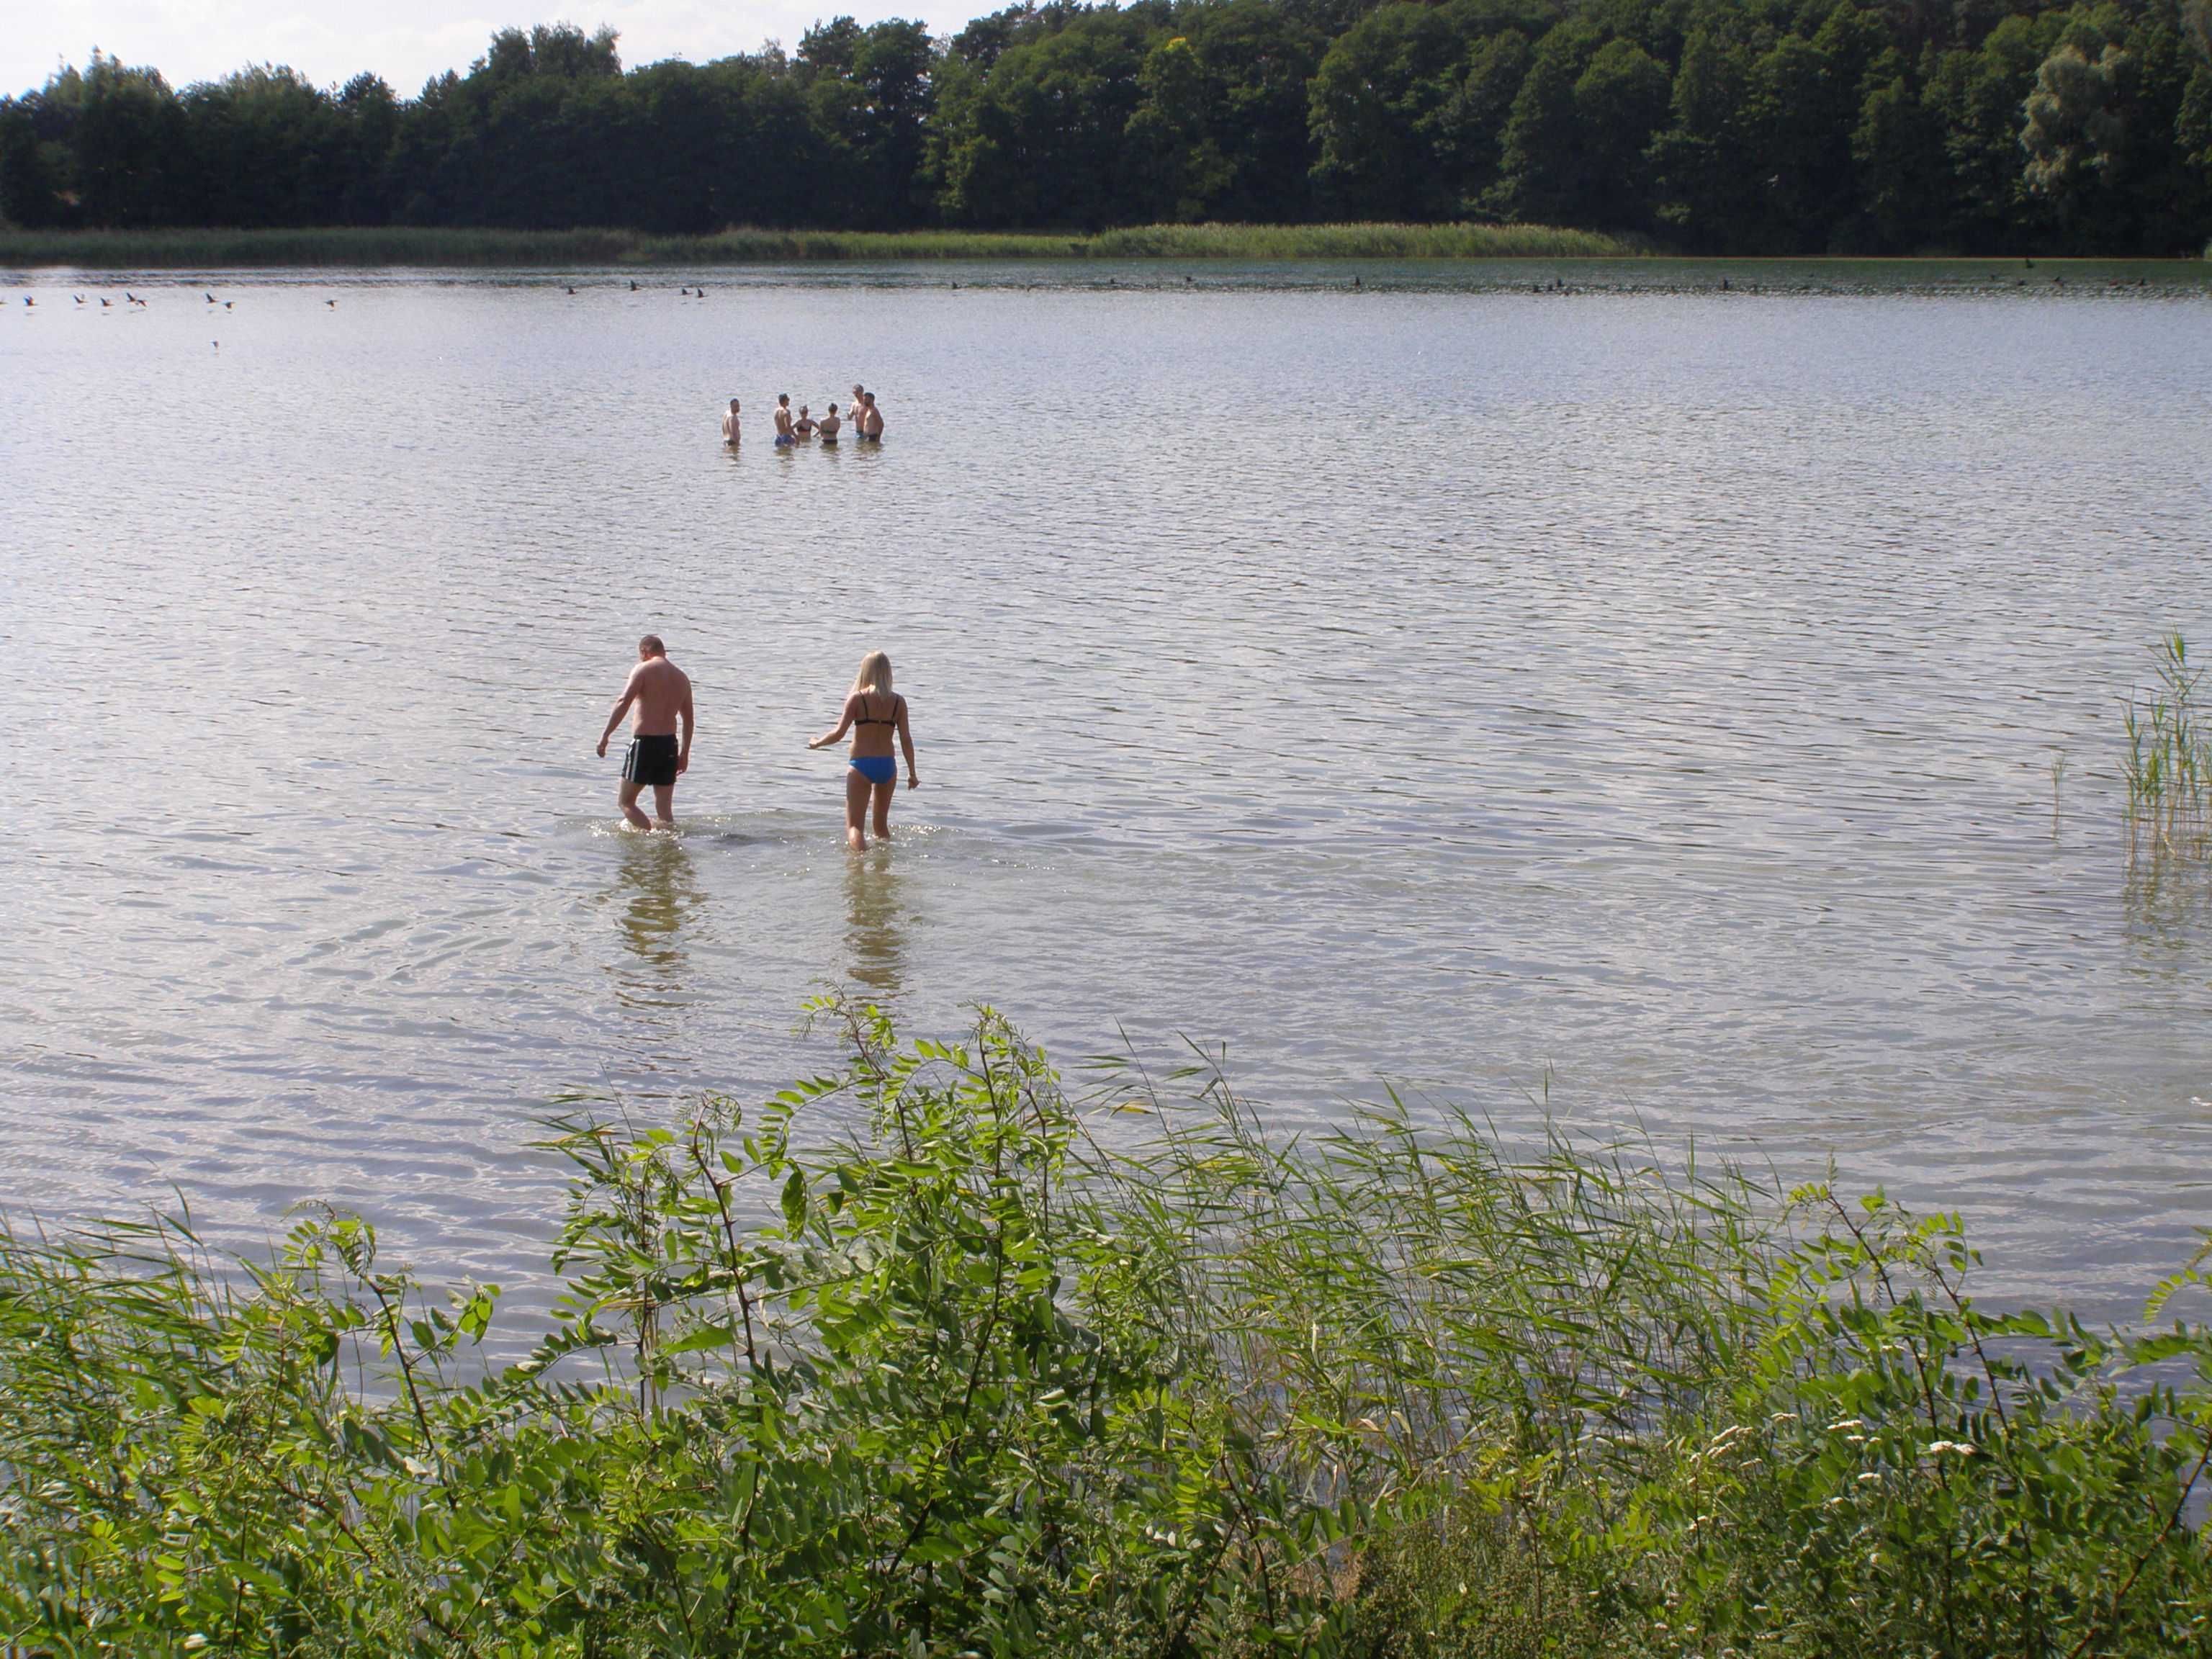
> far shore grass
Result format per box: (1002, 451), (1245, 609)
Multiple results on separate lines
(0, 220), (1638, 268)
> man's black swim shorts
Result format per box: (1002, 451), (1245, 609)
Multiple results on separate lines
(623, 734), (680, 787)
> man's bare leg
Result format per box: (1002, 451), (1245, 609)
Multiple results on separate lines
(652, 783), (676, 830)
(871, 780), (896, 841)
(618, 779), (654, 832)
(844, 768), (871, 850)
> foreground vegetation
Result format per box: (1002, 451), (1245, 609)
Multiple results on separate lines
(6, 1001), (2212, 1655)
(0, 220), (1630, 268)
(5, 0), (2212, 257)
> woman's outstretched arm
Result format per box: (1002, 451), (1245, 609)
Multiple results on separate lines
(809, 696), (857, 750)
(898, 699), (919, 786)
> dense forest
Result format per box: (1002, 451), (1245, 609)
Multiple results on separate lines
(4, 0), (2211, 253)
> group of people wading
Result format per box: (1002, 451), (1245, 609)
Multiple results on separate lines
(598, 639), (918, 852)
(719, 384), (885, 449)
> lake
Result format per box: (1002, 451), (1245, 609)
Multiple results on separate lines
(3, 259), (2208, 1325)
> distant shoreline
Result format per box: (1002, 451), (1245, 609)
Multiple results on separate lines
(0, 222), (1643, 269)
(4, 224), (2205, 276)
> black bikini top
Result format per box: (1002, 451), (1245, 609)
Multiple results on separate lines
(854, 693), (902, 727)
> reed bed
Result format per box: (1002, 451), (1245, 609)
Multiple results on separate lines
(2123, 633), (2212, 862)
(4, 999), (2210, 1656)
(0, 220), (1635, 269)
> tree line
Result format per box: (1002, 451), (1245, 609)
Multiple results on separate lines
(4, 0), (2211, 253)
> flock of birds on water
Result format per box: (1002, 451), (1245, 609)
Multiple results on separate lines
(9, 257), (2167, 336)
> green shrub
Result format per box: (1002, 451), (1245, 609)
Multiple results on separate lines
(3, 999), (2209, 1655)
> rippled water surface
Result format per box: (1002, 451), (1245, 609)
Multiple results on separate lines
(4, 261), (2209, 1320)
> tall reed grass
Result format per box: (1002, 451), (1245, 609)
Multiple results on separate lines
(2123, 633), (2211, 860)
(4, 999), (2209, 1655)
(0, 220), (1636, 269)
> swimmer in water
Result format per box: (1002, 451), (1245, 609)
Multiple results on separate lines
(596, 634), (694, 831)
(859, 391), (884, 442)
(807, 649), (917, 850)
(773, 395), (796, 446)
(721, 397), (741, 446)
(818, 403), (842, 444)
(794, 404), (817, 439)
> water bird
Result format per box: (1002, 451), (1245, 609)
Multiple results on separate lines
(566, 285), (577, 295)
(629, 279), (639, 291)
(22, 296), (32, 307)
(73, 294), (84, 305)
(223, 300), (233, 310)
(326, 298), (336, 308)
(206, 292), (217, 303)
(100, 297), (111, 307)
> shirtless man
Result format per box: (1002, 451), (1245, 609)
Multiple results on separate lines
(859, 391), (884, 441)
(596, 635), (693, 830)
(773, 395), (796, 446)
(721, 398), (740, 446)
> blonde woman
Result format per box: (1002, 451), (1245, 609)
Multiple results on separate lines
(809, 650), (917, 849)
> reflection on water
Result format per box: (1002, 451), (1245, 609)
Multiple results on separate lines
(608, 833), (705, 1011)
(842, 846), (908, 997)
(2123, 853), (2212, 969)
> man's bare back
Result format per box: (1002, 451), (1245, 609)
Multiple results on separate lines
(624, 655), (691, 736)
(597, 635), (694, 830)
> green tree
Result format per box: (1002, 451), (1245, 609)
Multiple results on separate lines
(1493, 19), (1603, 222)
(1852, 58), (1947, 250)
(1308, 3), (1482, 218)
(0, 75), (82, 228)
(1422, 29), (1532, 209)
(1573, 37), (1672, 226)
(1735, 6), (1888, 251)
(71, 53), (186, 227)
(1179, 0), (1325, 221)
(930, 12), (1149, 227)
(1924, 15), (2042, 245)
(1124, 36), (1233, 221)
(1649, 26), (1758, 246)
(2020, 42), (2128, 231)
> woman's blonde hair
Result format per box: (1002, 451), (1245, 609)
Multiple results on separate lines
(851, 651), (894, 697)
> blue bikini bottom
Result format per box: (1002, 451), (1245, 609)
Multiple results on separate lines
(850, 754), (897, 785)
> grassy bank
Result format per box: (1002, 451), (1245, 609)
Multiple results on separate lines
(0, 220), (1635, 269)
(5, 1000), (2211, 1656)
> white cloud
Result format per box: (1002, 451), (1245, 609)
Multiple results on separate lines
(4, 0), (954, 98)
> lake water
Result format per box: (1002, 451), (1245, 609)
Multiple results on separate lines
(4, 259), (2209, 1325)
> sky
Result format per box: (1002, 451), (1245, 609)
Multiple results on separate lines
(3, 0), (958, 99)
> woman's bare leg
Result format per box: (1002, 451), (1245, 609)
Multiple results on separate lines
(871, 779), (896, 840)
(844, 768), (871, 850)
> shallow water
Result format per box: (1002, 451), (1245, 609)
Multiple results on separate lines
(2, 261), (2208, 1323)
